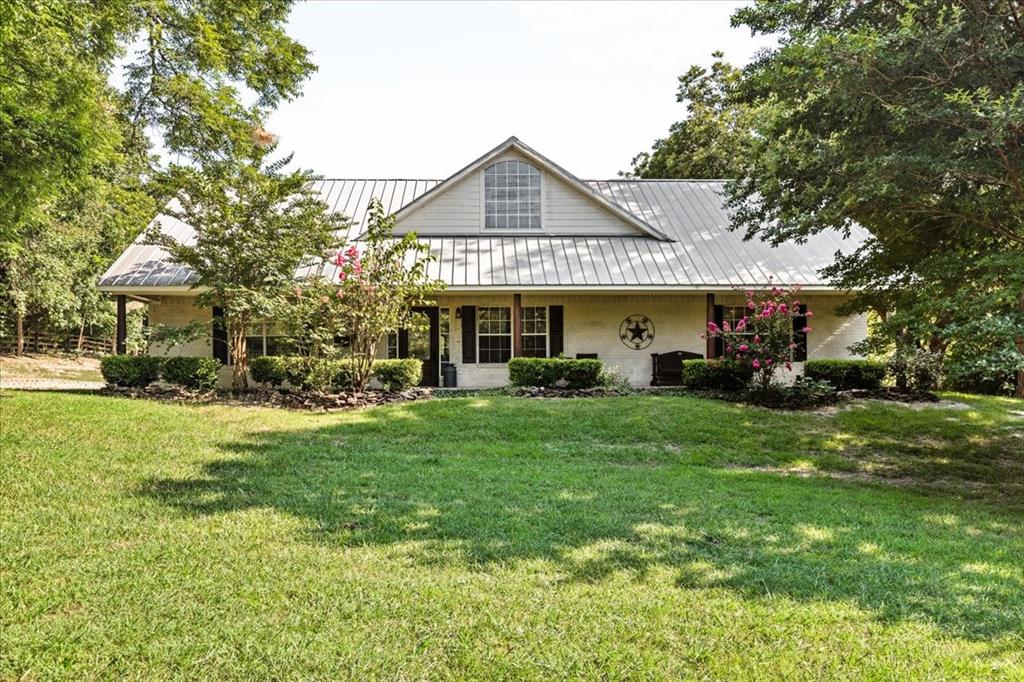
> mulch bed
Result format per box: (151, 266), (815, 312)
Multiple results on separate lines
(99, 383), (434, 411)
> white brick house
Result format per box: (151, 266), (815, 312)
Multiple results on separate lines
(99, 137), (868, 388)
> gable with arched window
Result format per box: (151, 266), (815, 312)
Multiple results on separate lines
(484, 160), (541, 229)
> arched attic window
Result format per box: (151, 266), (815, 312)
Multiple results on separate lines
(484, 160), (541, 229)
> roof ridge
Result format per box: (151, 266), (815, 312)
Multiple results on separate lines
(314, 177), (732, 183)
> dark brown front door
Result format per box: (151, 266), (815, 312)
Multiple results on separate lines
(400, 307), (440, 387)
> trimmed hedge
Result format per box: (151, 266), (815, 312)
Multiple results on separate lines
(100, 355), (164, 388)
(508, 357), (603, 389)
(162, 356), (220, 390)
(250, 357), (288, 387)
(283, 357), (355, 392)
(804, 359), (885, 390)
(373, 358), (422, 392)
(679, 359), (753, 391)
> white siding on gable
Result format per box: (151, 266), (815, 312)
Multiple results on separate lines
(395, 150), (647, 237)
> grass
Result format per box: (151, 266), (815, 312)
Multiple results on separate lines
(0, 354), (103, 382)
(2, 390), (1022, 680)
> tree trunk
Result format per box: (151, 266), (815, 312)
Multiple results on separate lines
(77, 317), (86, 352)
(1017, 292), (1024, 399)
(15, 311), (24, 356)
(230, 324), (249, 391)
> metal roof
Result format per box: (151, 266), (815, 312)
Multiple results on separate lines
(99, 178), (867, 290)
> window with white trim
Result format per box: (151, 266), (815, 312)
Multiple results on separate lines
(484, 161), (541, 229)
(244, 320), (288, 358)
(723, 306), (751, 336)
(439, 308), (451, 362)
(477, 306), (512, 363)
(520, 306), (547, 358)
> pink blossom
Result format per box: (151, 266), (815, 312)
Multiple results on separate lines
(752, 359), (761, 370)
(747, 301), (755, 309)
(765, 357), (773, 366)
(722, 321), (731, 332)
(726, 345), (733, 354)
(802, 326), (813, 333)
(785, 361), (792, 371)
(707, 321), (720, 333)
(745, 290), (754, 298)
(735, 318), (746, 331)
(739, 344), (749, 352)
(335, 289), (344, 299)
(778, 303), (788, 314)
(789, 342), (797, 350)
(805, 311), (814, 317)
(754, 334), (761, 344)
(761, 309), (772, 318)
(345, 245), (359, 259)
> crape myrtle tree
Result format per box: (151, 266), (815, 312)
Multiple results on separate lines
(328, 199), (444, 391)
(144, 150), (347, 390)
(724, 0), (1024, 396)
(704, 285), (812, 392)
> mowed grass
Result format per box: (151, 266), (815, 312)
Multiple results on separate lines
(1, 391), (1022, 680)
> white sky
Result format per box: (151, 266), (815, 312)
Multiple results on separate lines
(228, 2), (777, 179)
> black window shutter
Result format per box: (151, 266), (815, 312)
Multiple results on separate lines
(548, 305), (564, 358)
(461, 306), (476, 363)
(212, 306), (229, 364)
(793, 304), (808, 361)
(713, 305), (725, 359)
(398, 329), (410, 358)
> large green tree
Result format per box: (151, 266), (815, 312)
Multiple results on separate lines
(144, 151), (347, 390)
(629, 52), (758, 179)
(726, 0), (1024, 396)
(1, 0), (315, 352)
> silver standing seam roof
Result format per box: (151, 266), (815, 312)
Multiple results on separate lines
(99, 178), (866, 291)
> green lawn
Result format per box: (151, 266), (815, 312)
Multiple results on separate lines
(2, 391), (1022, 679)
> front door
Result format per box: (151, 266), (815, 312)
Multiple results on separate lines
(400, 307), (439, 387)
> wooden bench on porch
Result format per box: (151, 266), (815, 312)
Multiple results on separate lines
(650, 350), (704, 386)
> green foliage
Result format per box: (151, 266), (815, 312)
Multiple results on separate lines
(804, 360), (886, 391)
(99, 355), (163, 387)
(325, 199), (445, 390)
(727, 0), (1024, 397)
(145, 152), (347, 389)
(508, 357), (604, 389)
(744, 376), (838, 409)
(161, 357), (220, 390)
(888, 347), (943, 394)
(373, 359), (422, 392)
(629, 52), (758, 179)
(679, 359), (754, 391)
(249, 357), (288, 388)
(282, 356), (355, 393)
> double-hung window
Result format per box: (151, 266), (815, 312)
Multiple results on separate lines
(477, 307), (512, 363)
(520, 306), (547, 357)
(244, 321), (287, 358)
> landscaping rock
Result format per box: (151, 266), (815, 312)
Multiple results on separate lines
(98, 383), (434, 411)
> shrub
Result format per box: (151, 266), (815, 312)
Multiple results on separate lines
(282, 357), (356, 392)
(508, 357), (604, 389)
(162, 356), (220, 390)
(679, 359), (753, 391)
(804, 359), (886, 390)
(249, 357), (288, 387)
(888, 347), (942, 393)
(373, 358), (422, 392)
(100, 355), (164, 387)
(744, 376), (838, 408)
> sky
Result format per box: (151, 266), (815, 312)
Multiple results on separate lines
(257, 2), (774, 179)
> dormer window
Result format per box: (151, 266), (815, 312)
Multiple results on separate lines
(484, 161), (541, 229)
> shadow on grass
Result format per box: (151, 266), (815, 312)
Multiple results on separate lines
(139, 396), (1024, 642)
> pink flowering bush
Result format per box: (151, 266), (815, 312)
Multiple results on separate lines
(704, 284), (812, 392)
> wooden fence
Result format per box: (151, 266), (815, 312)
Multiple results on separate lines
(0, 332), (112, 356)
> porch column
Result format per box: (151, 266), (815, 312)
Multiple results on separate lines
(512, 293), (522, 358)
(115, 295), (127, 355)
(705, 293), (715, 359)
